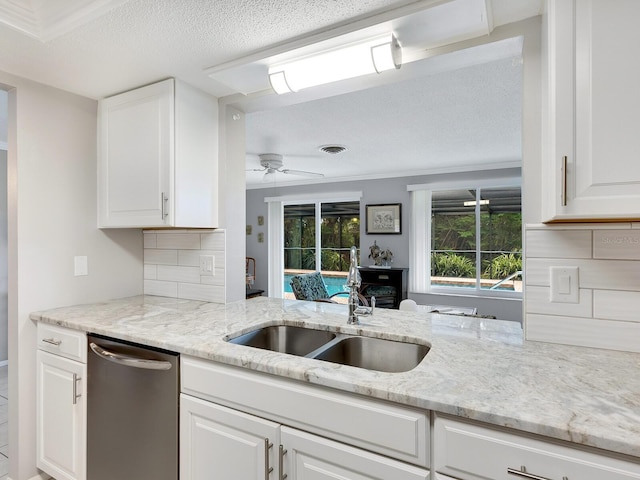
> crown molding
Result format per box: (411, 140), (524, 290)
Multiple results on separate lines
(0, 0), (130, 41)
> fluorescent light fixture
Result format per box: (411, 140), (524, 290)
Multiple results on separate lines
(464, 200), (490, 207)
(269, 34), (401, 94)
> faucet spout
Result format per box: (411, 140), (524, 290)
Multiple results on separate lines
(347, 246), (370, 324)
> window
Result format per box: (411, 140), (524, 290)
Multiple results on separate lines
(283, 201), (360, 273)
(263, 194), (361, 298)
(409, 182), (522, 296)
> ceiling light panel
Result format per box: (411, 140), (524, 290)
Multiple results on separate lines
(268, 34), (401, 94)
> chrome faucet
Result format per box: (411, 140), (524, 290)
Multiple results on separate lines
(346, 246), (374, 324)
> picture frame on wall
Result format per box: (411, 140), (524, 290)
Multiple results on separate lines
(366, 203), (402, 234)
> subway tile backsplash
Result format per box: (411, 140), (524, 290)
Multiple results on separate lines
(525, 224), (640, 353)
(143, 229), (226, 303)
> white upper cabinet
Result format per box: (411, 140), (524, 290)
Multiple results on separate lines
(98, 78), (219, 228)
(544, 0), (640, 221)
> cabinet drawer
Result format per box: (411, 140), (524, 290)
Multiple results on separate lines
(182, 356), (429, 467)
(37, 323), (87, 363)
(434, 414), (640, 480)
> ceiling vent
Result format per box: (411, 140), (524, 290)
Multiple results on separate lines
(319, 145), (348, 155)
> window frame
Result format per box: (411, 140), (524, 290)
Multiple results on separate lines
(408, 177), (522, 298)
(265, 191), (362, 297)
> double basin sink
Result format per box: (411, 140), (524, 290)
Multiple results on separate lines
(227, 324), (430, 373)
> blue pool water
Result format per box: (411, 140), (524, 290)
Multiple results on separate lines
(284, 274), (349, 297)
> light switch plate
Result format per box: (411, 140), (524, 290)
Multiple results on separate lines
(74, 256), (88, 276)
(550, 266), (579, 303)
(199, 255), (215, 276)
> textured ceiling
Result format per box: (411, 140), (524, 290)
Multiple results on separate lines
(0, 0), (420, 98)
(246, 49), (522, 188)
(0, 0), (540, 185)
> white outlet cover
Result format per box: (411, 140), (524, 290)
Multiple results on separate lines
(550, 266), (579, 303)
(74, 256), (88, 276)
(199, 255), (215, 276)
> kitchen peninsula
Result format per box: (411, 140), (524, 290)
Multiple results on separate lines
(32, 295), (640, 479)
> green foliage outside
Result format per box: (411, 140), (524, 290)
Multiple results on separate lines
(483, 252), (522, 279)
(431, 252), (476, 277)
(284, 202), (360, 272)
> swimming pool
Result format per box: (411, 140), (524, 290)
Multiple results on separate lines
(283, 273), (349, 297)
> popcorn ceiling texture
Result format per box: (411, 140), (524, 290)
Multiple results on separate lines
(0, 0), (415, 98)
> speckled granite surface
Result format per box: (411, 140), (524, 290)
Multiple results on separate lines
(31, 295), (640, 460)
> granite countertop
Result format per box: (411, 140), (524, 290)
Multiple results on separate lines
(30, 295), (640, 460)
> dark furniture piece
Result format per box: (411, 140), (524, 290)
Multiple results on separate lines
(246, 288), (264, 299)
(358, 267), (408, 309)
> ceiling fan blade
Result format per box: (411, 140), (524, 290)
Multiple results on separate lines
(247, 167), (267, 172)
(281, 169), (324, 178)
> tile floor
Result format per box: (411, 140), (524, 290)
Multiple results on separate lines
(0, 365), (7, 480)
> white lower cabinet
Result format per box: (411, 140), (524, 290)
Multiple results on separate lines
(180, 394), (280, 479)
(281, 426), (428, 480)
(434, 414), (640, 480)
(180, 393), (429, 480)
(180, 356), (430, 480)
(36, 350), (87, 480)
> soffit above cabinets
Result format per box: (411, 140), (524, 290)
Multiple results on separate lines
(0, 0), (130, 42)
(206, 0), (494, 96)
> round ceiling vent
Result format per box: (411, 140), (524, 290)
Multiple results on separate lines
(319, 144), (348, 155)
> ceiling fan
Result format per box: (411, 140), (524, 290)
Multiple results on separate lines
(248, 153), (325, 182)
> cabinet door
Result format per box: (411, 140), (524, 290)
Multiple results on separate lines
(547, 0), (640, 221)
(36, 350), (86, 480)
(434, 415), (640, 480)
(281, 426), (429, 480)
(180, 394), (280, 480)
(98, 78), (173, 227)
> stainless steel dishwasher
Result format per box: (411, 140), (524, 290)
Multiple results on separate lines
(87, 334), (179, 480)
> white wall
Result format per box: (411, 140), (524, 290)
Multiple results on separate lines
(0, 149), (7, 363)
(1, 71), (143, 480)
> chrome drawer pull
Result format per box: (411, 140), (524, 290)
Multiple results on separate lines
(72, 373), (81, 405)
(508, 466), (568, 480)
(264, 439), (273, 479)
(42, 338), (62, 346)
(279, 445), (287, 480)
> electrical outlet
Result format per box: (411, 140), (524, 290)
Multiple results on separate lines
(199, 255), (215, 276)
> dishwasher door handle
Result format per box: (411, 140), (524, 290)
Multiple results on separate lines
(89, 342), (173, 370)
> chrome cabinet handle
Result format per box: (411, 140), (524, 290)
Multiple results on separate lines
(161, 192), (168, 220)
(561, 155), (568, 207)
(508, 466), (568, 480)
(72, 373), (81, 405)
(89, 342), (172, 370)
(42, 338), (62, 346)
(279, 445), (287, 480)
(264, 439), (273, 479)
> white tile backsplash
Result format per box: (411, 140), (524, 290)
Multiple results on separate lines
(143, 229), (226, 303)
(156, 233), (201, 250)
(593, 230), (640, 259)
(144, 249), (178, 265)
(525, 225), (640, 352)
(526, 229), (592, 258)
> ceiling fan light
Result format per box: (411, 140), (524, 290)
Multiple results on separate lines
(268, 34), (401, 94)
(262, 170), (276, 182)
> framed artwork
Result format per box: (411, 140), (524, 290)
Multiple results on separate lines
(366, 203), (401, 234)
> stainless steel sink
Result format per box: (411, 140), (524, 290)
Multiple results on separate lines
(227, 324), (429, 373)
(312, 336), (429, 373)
(228, 325), (336, 356)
